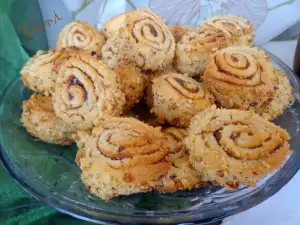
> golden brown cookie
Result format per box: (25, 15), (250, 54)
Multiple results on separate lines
(255, 69), (293, 120)
(52, 49), (125, 130)
(21, 94), (75, 145)
(101, 8), (175, 71)
(146, 73), (214, 127)
(156, 127), (202, 192)
(202, 15), (254, 46)
(175, 27), (230, 77)
(57, 21), (105, 53)
(185, 106), (292, 189)
(21, 49), (64, 95)
(110, 64), (149, 111)
(203, 46), (275, 110)
(75, 117), (171, 200)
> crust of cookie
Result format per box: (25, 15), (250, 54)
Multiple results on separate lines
(146, 73), (214, 127)
(186, 106), (292, 189)
(75, 117), (171, 200)
(203, 46), (275, 110)
(21, 94), (75, 145)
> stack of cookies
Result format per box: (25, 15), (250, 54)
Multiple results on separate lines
(20, 8), (293, 200)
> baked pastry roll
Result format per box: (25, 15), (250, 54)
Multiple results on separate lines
(75, 117), (171, 200)
(157, 127), (202, 192)
(21, 94), (74, 145)
(146, 73), (214, 127)
(57, 21), (105, 53)
(255, 69), (293, 120)
(111, 64), (149, 111)
(175, 27), (230, 77)
(186, 106), (291, 189)
(21, 49), (63, 95)
(202, 15), (254, 46)
(203, 46), (275, 110)
(101, 8), (175, 71)
(52, 50), (125, 130)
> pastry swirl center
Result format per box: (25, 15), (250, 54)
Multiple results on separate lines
(207, 122), (284, 160)
(132, 18), (171, 51)
(68, 24), (93, 47)
(213, 51), (262, 86)
(66, 75), (87, 109)
(166, 76), (205, 100)
(89, 120), (169, 169)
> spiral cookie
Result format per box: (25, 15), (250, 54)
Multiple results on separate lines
(57, 21), (105, 53)
(52, 50), (125, 130)
(21, 94), (75, 145)
(255, 69), (293, 120)
(186, 106), (291, 188)
(146, 73), (214, 127)
(75, 117), (171, 200)
(21, 49), (64, 95)
(203, 46), (275, 110)
(175, 27), (230, 77)
(155, 127), (202, 192)
(101, 8), (175, 71)
(163, 127), (188, 160)
(112, 64), (149, 111)
(202, 15), (254, 46)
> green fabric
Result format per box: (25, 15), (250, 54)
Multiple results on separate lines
(9, 0), (48, 56)
(0, 1), (92, 224)
(0, 162), (92, 225)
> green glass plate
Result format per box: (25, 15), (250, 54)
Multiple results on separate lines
(1, 51), (300, 224)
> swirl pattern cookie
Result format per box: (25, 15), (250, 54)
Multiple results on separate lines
(21, 49), (63, 95)
(75, 117), (171, 200)
(175, 27), (230, 77)
(202, 15), (254, 46)
(52, 50), (125, 130)
(57, 21), (105, 53)
(101, 8), (175, 71)
(21, 94), (75, 145)
(203, 46), (275, 110)
(146, 73), (214, 127)
(154, 127), (202, 192)
(186, 106), (291, 188)
(255, 69), (293, 120)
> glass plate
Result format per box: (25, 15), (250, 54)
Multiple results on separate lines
(0, 48), (300, 224)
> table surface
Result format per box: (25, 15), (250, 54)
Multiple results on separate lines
(223, 40), (300, 225)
